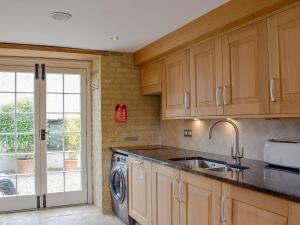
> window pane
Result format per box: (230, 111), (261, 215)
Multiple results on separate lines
(64, 152), (80, 171)
(0, 135), (14, 153)
(16, 134), (34, 153)
(65, 172), (81, 191)
(47, 173), (64, 193)
(16, 114), (34, 133)
(64, 114), (80, 132)
(0, 175), (16, 196)
(64, 94), (80, 113)
(47, 94), (63, 113)
(0, 72), (15, 92)
(0, 155), (16, 175)
(16, 94), (34, 113)
(47, 74), (63, 93)
(47, 132), (63, 151)
(0, 114), (14, 133)
(16, 73), (34, 93)
(47, 114), (63, 133)
(17, 154), (35, 174)
(64, 133), (80, 151)
(47, 152), (63, 172)
(64, 74), (80, 93)
(17, 174), (35, 196)
(0, 93), (15, 113)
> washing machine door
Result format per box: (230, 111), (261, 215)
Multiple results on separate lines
(110, 167), (126, 203)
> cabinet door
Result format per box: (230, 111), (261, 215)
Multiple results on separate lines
(141, 61), (163, 95)
(152, 163), (180, 225)
(190, 37), (223, 116)
(180, 172), (221, 225)
(268, 5), (300, 114)
(221, 183), (288, 225)
(162, 50), (190, 118)
(128, 157), (152, 225)
(222, 20), (269, 115)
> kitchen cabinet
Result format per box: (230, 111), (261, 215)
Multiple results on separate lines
(221, 183), (288, 225)
(222, 20), (270, 116)
(190, 37), (223, 116)
(128, 157), (151, 225)
(151, 163), (180, 225)
(140, 61), (163, 95)
(162, 50), (190, 118)
(268, 4), (300, 114)
(180, 171), (221, 225)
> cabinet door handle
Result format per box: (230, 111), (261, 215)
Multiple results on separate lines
(178, 181), (184, 202)
(270, 79), (276, 102)
(184, 92), (191, 109)
(223, 86), (231, 106)
(133, 160), (143, 165)
(221, 195), (227, 223)
(216, 87), (223, 106)
(172, 178), (178, 199)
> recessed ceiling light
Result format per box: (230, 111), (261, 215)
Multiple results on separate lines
(50, 12), (72, 21)
(111, 36), (119, 40)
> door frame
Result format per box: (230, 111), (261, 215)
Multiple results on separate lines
(0, 57), (92, 211)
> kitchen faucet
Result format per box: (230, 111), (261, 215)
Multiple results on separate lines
(208, 119), (244, 165)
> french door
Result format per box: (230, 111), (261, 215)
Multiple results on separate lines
(0, 59), (89, 211)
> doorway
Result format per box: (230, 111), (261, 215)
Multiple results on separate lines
(0, 58), (90, 211)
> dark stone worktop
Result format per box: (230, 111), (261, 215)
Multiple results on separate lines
(111, 145), (300, 203)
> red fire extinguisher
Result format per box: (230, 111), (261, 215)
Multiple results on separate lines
(115, 104), (127, 123)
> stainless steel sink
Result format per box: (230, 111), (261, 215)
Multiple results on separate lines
(168, 157), (248, 172)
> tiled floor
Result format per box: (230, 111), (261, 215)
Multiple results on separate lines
(0, 205), (126, 225)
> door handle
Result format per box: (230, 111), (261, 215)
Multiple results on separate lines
(184, 92), (191, 109)
(223, 86), (231, 106)
(216, 87), (223, 106)
(270, 79), (276, 102)
(221, 195), (227, 223)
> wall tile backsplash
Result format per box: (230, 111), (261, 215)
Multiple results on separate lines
(161, 118), (300, 160)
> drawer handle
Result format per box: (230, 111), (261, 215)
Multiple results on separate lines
(221, 195), (227, 223)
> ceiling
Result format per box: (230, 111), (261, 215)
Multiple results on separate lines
(0, 0), (228, 52)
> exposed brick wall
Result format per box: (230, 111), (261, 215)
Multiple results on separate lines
(92, 52), (161, 213)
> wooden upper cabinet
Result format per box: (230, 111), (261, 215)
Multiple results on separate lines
(190, 37), (223, 117)
(162, 50), (191, 118)
(222, 20), (269, 116)
(128, 157), (152, 225)
(221, 183), (288, 225)
(140, 61), (163, 95)
(151, 163), (180, 225)
(268, 4), (300, 114)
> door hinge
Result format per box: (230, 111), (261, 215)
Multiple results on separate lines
(43, 194), (47, 208)
(41, 129), (46, 140)
(41, 64), (46, 81)
(35, 64), (39, 80)
(37, 196), (40, 209)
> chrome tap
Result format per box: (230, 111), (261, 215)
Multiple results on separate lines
(208, 119), (244, 165)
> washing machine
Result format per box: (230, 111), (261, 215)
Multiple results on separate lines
(110, 152), (130, 224)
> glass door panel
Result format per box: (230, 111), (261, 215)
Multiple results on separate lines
(42, 67), (87, 207)
(0, 65), (38, 211)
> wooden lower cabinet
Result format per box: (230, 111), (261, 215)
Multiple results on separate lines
(151, 163), (180, 225)
(180, 171), (222, 225)
(128, 157), (152, 225)
(128, 159), (300, 225)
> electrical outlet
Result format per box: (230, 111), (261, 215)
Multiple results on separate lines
(187, 130), (192, 137)
(184, 129), (188, 137)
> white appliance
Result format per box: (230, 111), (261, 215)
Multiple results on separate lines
(264, 139), (300, 169)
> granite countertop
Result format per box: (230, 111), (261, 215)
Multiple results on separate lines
(111, 145), (300, 203)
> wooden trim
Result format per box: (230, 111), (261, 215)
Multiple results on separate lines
(133, 0), (300, 65)
(0, 43), (108, 61)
